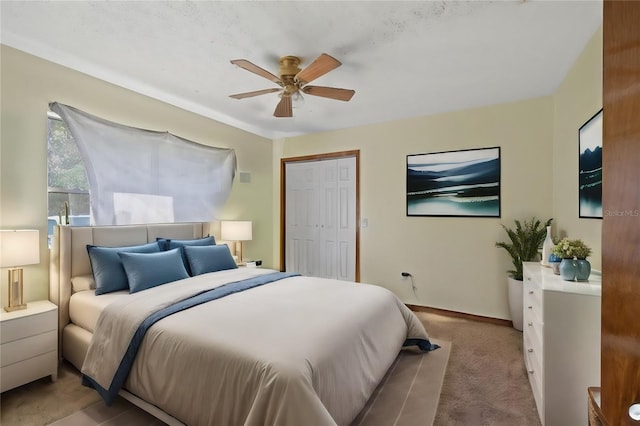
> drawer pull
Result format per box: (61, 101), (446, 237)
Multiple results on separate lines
(528, 322), (533, 327)
(528, 369), (534, 374)
(528, 306), (533, 309)
(527, 348), (533, 353)
(629, 403), (640, 421)
(528, 291), (534, 294)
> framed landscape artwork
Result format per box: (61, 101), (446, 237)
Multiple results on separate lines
(578, 109), (603, 219)
(406, 146), (501, 217)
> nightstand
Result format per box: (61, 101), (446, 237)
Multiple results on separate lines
(0, 300), (58, 392)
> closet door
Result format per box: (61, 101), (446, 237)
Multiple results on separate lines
(284, 156), (356, 281)
(318, 159), (339, 278)
(285, 161), (320, 277)
(334, 157), (356, 281)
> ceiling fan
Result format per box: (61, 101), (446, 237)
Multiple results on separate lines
(229, 53), (355, 118)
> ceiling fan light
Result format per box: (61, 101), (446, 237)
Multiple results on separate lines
(231, 54), (354, 117)
(291, 90), (304, 107)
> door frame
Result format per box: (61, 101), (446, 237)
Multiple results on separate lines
(280, 150), (360, 281)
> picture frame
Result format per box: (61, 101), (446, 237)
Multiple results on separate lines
(406, 146), (501, 217)
(578, 109), (603, 219)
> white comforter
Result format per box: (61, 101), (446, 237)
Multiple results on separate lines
(82, 268), (433, 426)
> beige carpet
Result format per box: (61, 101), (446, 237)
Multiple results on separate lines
(425, 312), (541, 426)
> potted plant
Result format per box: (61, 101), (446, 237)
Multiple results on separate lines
(495, 217), (552, 330)
(552, 238), (592, 281)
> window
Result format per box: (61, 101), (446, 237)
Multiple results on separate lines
(47, 113), (90, 243)
(48, 103), (236, 228)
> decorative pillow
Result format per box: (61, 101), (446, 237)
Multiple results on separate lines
(156, 236), (215, 251)
(156, 236), (216, 274)
(118, 248), (189, 294)
(71, 274), (96, 293)
(184, 244), (238, 276)
(87, 242), (161, 295)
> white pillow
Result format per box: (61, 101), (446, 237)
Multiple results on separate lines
(71, 274), (96, 293)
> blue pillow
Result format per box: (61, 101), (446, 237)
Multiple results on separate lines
(156, 236), (216, 274)
(184, 244), (238, 276)
(156, 236), (216, 251)
(118, 248), (189, 294)
(88, 242), (161, 295)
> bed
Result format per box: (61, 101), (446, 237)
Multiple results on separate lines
(49, 222), (437, 426)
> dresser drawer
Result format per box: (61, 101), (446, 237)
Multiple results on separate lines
(0, 350), (57, 392)
(524, 327), (543, 371)
(525, 346), (544, 422)
(0, 309), (56, 344)
(523, 301), (543, 331)
(1, 329), (57, 367)
(524, 312), (543, 347)
(524, 280), (543, 319)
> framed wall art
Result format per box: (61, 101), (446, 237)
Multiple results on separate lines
(578, 109), (603, 219)
(406, 146), (501, 217)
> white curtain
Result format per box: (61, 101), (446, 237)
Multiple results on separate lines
(50, 102), (236, 226)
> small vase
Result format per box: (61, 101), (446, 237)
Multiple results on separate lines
(559, 258), (577, 281)
(548, 253), (562, 274)
(541, 226), (554, 267)
(575, 258), (591, 281)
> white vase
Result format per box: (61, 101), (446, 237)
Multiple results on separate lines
(541, 225), (554, 267)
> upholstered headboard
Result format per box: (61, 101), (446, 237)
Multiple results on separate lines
(49, 222), (210, 339)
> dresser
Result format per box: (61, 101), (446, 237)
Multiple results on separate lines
(0, 300), (58, 392)
(522, 262), (601, 426)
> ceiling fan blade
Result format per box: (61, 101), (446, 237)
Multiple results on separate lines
(302, 86), (355, 102)
(295, 53), (341, 85)
(273, 96), (292, 118)
(229, 88), (281, 100)
(230, 59), (282, 85)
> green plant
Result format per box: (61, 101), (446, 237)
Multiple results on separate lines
(495, 217), (552, 281)
(552, 238), (592, 259)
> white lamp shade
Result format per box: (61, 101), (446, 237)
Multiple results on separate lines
(0, 230), (40, 267)
(221, 221), (252, 241)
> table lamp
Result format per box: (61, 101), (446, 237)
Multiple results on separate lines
(0, 230), (40, 312)
(220, 221), (252, 265)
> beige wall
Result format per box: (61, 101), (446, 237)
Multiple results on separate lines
(276, 26), (603, 320)
(1, 22), (602, 320)
(0, 45), (274, 306)
(552, 25), (603, 271)
(279, 97), (555, 320)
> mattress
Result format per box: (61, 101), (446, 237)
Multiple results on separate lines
(69, 289), (128, 333)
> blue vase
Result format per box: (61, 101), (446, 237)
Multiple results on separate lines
(548, 253), (562, 274)
(559, 258), (577, 281)
(575, 259), (591, 281)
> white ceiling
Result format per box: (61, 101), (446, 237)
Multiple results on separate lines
(1, 1), (602, 139)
